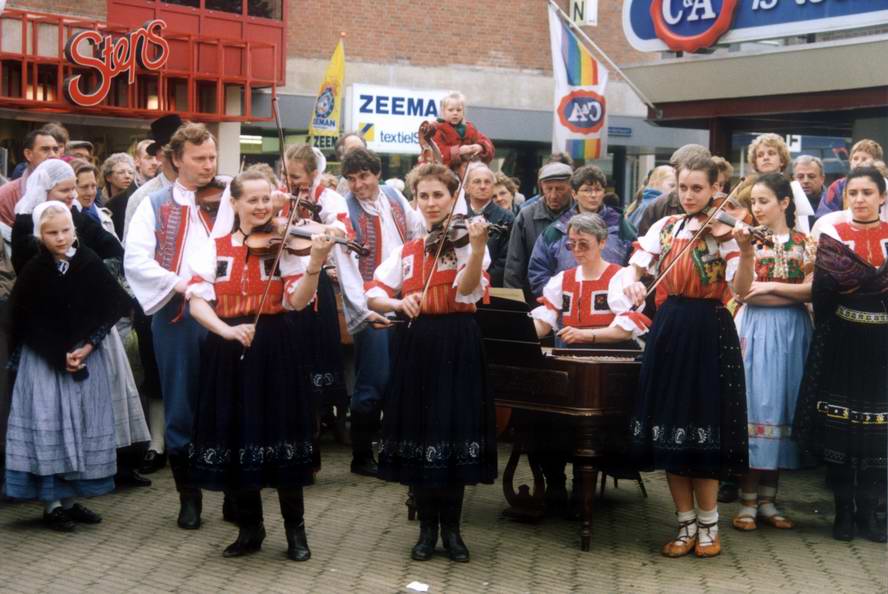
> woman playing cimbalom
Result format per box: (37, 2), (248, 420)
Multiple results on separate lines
(623, 155), (755, 559)
(365, 163), (497, 563)
(794, 166), (888, 543)
(186, 170), (336, 560)
(731, 173), (815, 532)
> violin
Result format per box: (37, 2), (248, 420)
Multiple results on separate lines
(709, 208), (774, 247)
(245, 219), (370, 258)
(281, 188), (323, 221)
(424, 214), (509, 254)
(196, 177), (226, 218)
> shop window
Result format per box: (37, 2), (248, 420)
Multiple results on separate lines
(162, 0), (200, 8)
(205, 0), (242, 14)
(248, 0), (281, 19)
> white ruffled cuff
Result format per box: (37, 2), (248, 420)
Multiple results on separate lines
(611, 312), (650, 339)
(185, 280), (215, 303)
(453, 267), (489, 304)
(628, 249), (656, 274)
(530, 304), (558, 330)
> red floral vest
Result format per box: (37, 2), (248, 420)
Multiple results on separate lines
(399, 239), (486, 315)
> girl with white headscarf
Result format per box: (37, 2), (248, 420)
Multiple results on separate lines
(4, 201), (133, 531)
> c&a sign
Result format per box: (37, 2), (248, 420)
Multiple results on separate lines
(623, 0), (888, 53)
(64, 20), (170, 107)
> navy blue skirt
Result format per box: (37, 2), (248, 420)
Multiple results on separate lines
(378, 314), (498, 488)
(629, 296), (748, 479)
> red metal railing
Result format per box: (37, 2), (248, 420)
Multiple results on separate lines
(0, 8), (275, 122)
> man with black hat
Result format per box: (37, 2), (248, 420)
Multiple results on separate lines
(504, 161), (574, 300)
(122, 114), (183, 477)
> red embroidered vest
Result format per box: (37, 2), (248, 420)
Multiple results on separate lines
(400, 239), (483, 315)
(212, 236), (287, 318)
(561, 264), (620, 328)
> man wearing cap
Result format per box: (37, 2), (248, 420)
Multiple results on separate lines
(66, 140), (95, 162)
(635, 144), (711, 236)
(504, 161), (574, 300)
(122, 114), (182, 479)
(133, 139), (160, 187)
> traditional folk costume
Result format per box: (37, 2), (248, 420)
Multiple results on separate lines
(736, 232), (816, 471)
(794, 220), (888, 541)
(531, 263), (651, 346)
(186, 234), (315, 559)
(124, 180), (228, 527)
(366, 237), (494, 561)
(628, 214), (749, 479)
(344, 184), (424, 473)
(5, 243), (131, 510)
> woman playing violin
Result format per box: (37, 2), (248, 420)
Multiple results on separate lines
(731, 173), (815, 533)
(623, 155), (756, 559)
(365, 163), (496, 563)
(185, 170), (336, 561)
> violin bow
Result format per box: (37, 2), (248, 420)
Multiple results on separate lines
(409, 153), (474, 328)
(241, 96), (305, 358)
(632, 177), (755, 311)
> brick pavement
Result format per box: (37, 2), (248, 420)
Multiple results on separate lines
(1, 442), (885, 594)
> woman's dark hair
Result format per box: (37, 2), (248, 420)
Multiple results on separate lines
(846, 165), (887, 196)
(679, 155), (719, 185)
(341, 147), (382, 177)
(570, 164), (607, 192)
(229, 170), (272, 233)
(754, 172), (796, 229)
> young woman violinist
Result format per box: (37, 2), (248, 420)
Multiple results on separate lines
(186, 170), (335, 561)
(732, 173), (815, 532)
(365, 163), (496, 563)
(623, 155), (755, 559)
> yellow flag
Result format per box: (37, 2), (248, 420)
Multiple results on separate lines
(308, 39), (345, 152)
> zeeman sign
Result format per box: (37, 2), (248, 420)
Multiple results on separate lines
(64, 19), (170, 108)
(623, 0), (888, 53)
(348, 84), (449, 155)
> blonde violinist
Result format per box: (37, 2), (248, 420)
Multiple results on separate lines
(365, 163), (496, 563)
(185, 170), (335, 561)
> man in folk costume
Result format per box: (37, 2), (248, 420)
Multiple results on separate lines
(124, 123), (231, 529)
(341, 147), (424, 476)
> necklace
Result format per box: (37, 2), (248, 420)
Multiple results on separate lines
(851, 217), (881, 226)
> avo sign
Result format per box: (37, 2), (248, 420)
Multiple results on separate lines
(623, 0), (888, 53)
(64, 20), (170, 107)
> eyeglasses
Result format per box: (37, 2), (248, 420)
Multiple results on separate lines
(565, 239), (594, 252)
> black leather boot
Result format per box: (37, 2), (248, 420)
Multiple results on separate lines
(350, 415), (379, 477)
(833, 494), (855, 541)
(411, 488), (439, 561)
(169, 454), (202, 530)
(439, 486), (469, 562)
(280, 488), (311, 561)
(224, 523), (266, 558)
(222, 492), (238, 524)
(223, 490), (264, 557)
(855, 496), (888, 543)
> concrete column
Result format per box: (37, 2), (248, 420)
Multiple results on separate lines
(212, 86), (243, 176)
(638, 153), (656, 181)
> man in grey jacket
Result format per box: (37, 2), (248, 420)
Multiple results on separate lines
(504, 162), (574, 300)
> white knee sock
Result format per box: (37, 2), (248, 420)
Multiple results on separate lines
(737, 491), (758, 518)
(697, 507), (719, 545)
(757, 485), (780, 517)
(148, 399), (165, 453)
(44, 500), (62, 513)
(675, 509), (698, 542)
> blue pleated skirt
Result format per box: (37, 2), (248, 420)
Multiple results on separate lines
(737, 304), (812, 470)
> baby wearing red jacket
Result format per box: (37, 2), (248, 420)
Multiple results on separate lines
(432, 92), (495, 173)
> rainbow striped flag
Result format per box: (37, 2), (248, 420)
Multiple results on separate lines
(548, 4), (608, 161)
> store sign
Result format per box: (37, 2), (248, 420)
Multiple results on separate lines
(64, 20), (170, 107)
(348, 84), (449, 155)
(623, 0), (888, 53)
(571, 0), (598, 26)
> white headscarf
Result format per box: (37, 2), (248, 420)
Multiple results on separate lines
(789, 180), (815, 234)
(15, 159), (76, 216)
(32, 200), (73, 239)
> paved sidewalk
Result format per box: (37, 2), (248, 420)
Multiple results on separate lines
(1, 442), (885, 594)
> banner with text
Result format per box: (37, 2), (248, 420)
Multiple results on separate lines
(308, 39), (345, 152)
(548, 3), (609, 161)
(348, 84), (449, 155)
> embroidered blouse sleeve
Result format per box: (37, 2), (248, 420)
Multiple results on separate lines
(530, 270), (564, 330)
(366, 244), (405, 299)
(279, 251), (310, 310)
(184, 238), (217, 302)
(608, 266), (652, 338)
(801, 233), (817, 274)
(454, 244), (491, 304)
(718, 237), (741, 282)
(629, 215), (669, 272)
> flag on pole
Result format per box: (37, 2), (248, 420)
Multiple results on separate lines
(547, 4), (608, 161)
(308, 38), (345, 152)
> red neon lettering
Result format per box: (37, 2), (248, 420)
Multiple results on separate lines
(64, 19), (170, 108)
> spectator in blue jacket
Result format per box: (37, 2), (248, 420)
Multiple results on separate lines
(527, 164), (631, 297)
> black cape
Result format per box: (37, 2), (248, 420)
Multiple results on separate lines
(9, 245), (132, 372)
